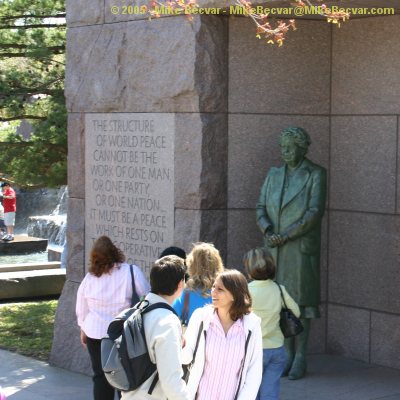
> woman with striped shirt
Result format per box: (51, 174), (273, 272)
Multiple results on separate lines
(182, 270), (263, 400)
(76, 236), (150, 400)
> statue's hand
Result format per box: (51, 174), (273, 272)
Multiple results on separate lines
(266, 233), (288, 248)
(275, 234), (289, 247)
(266, 233), (280, 248)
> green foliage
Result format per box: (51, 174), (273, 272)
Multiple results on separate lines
(0, 300), (58, 361)
(0, 120), (19, 140)
(0, 0), (66, 188)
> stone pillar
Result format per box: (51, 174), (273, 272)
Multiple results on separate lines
(50, 6), (228, 372)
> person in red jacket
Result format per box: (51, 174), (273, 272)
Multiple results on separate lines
(1, 182), (16, 242)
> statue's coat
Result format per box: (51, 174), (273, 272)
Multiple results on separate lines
(256, 158), (327, 306)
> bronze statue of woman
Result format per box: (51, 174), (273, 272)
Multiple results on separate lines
(256, 127), (327, 380)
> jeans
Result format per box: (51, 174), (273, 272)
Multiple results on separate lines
(257, 346), (287, 400)
(86, 337), (121, 400)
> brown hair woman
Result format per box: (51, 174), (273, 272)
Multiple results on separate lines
(76, 236), (150, 400)
(182, 270), (263, 400)
(244, 247), (300, 400)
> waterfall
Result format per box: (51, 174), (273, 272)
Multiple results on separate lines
(27, 216), (66, 246)
(26, 186), (68, 247)
(50, 186), (68, 216)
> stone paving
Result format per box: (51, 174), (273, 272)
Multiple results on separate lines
(0, 349), (91, 400)
(281, 354), (400, 400)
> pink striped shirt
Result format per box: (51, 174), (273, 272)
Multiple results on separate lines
(197, 312), (246, 400)
(76, 263), (150, 339)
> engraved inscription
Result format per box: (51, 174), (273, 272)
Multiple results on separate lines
(85, 114), (174, 276)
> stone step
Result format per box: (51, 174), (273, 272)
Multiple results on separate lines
(0, 235), (48, 255)
(48, 247), (63, 262)
(0, 269), (66, 300)
(0, 261), (61, 273)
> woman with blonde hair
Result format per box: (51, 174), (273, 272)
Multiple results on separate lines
(244, 247), (300, 400)
(173, 242), (224, 325)
(76, 236), (150, 400)
(183, 269), (263, 400)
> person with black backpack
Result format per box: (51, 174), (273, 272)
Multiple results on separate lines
(121, 255), (190, 400)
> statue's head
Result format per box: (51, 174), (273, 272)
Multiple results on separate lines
(278, 127), (311, 168)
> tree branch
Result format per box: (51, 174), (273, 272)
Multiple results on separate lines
(0, 53), (36, 58)
(38, 58), (65, 67)
(1, 44), (65, 51)
(15, 89), (62, 97)
(0, 141), (67, 153)
(0, 50), (64, 58)
(0, 13), (66, 21)
(2, 76), (63, 89)
(1, 78), (64, 97)
(0, 23), (66, 29)
(0, 115), (46, 122)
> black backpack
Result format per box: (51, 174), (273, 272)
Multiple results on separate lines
(101, 299), (177, 393)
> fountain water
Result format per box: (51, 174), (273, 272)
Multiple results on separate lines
(26, 187), (67, 243)
(27, 216), (66, 247)
(0, 186), (68, 265)
(26, 187), (68, 261)
(0, 187), (68, 300)
(15, 187), (66, 233)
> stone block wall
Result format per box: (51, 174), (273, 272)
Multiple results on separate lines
(328, 15), (400, 367)
(228, 18), (331, 353)
(227, 15), (400, 365)
(54, 1), (400, 371)
(51, 6), (229, 373)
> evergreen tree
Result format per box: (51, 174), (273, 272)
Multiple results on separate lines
(0, 0), (66, 188)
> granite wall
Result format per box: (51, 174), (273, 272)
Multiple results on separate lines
(227, 17), (331, 354)
(50, 7), (229, 373)
(52, 1), (400, 371)
(329, 15), (400, 368)
(227, 15), (400, 365)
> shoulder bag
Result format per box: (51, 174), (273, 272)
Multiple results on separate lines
(182, 321), (203, 383)
(275, 281), (304, 338)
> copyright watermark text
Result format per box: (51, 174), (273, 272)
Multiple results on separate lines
(109, 4), (395, 16)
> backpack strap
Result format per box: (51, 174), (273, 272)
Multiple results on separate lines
(148, 374), (159, 395)
(106, 307), (137, 339)
(143, 302), (178, 317)
(181, 290), (190, 326)
(129, 264), (140, 307)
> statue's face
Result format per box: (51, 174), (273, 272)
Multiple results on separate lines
(280, 137), (304, 168)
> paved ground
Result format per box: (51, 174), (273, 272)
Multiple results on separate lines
(281, 355), (400, 400)
(0, 350), (91, 400)
(1, 349), (400, 399)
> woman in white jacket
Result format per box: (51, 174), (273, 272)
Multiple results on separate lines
(182, 269), (263, 400)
